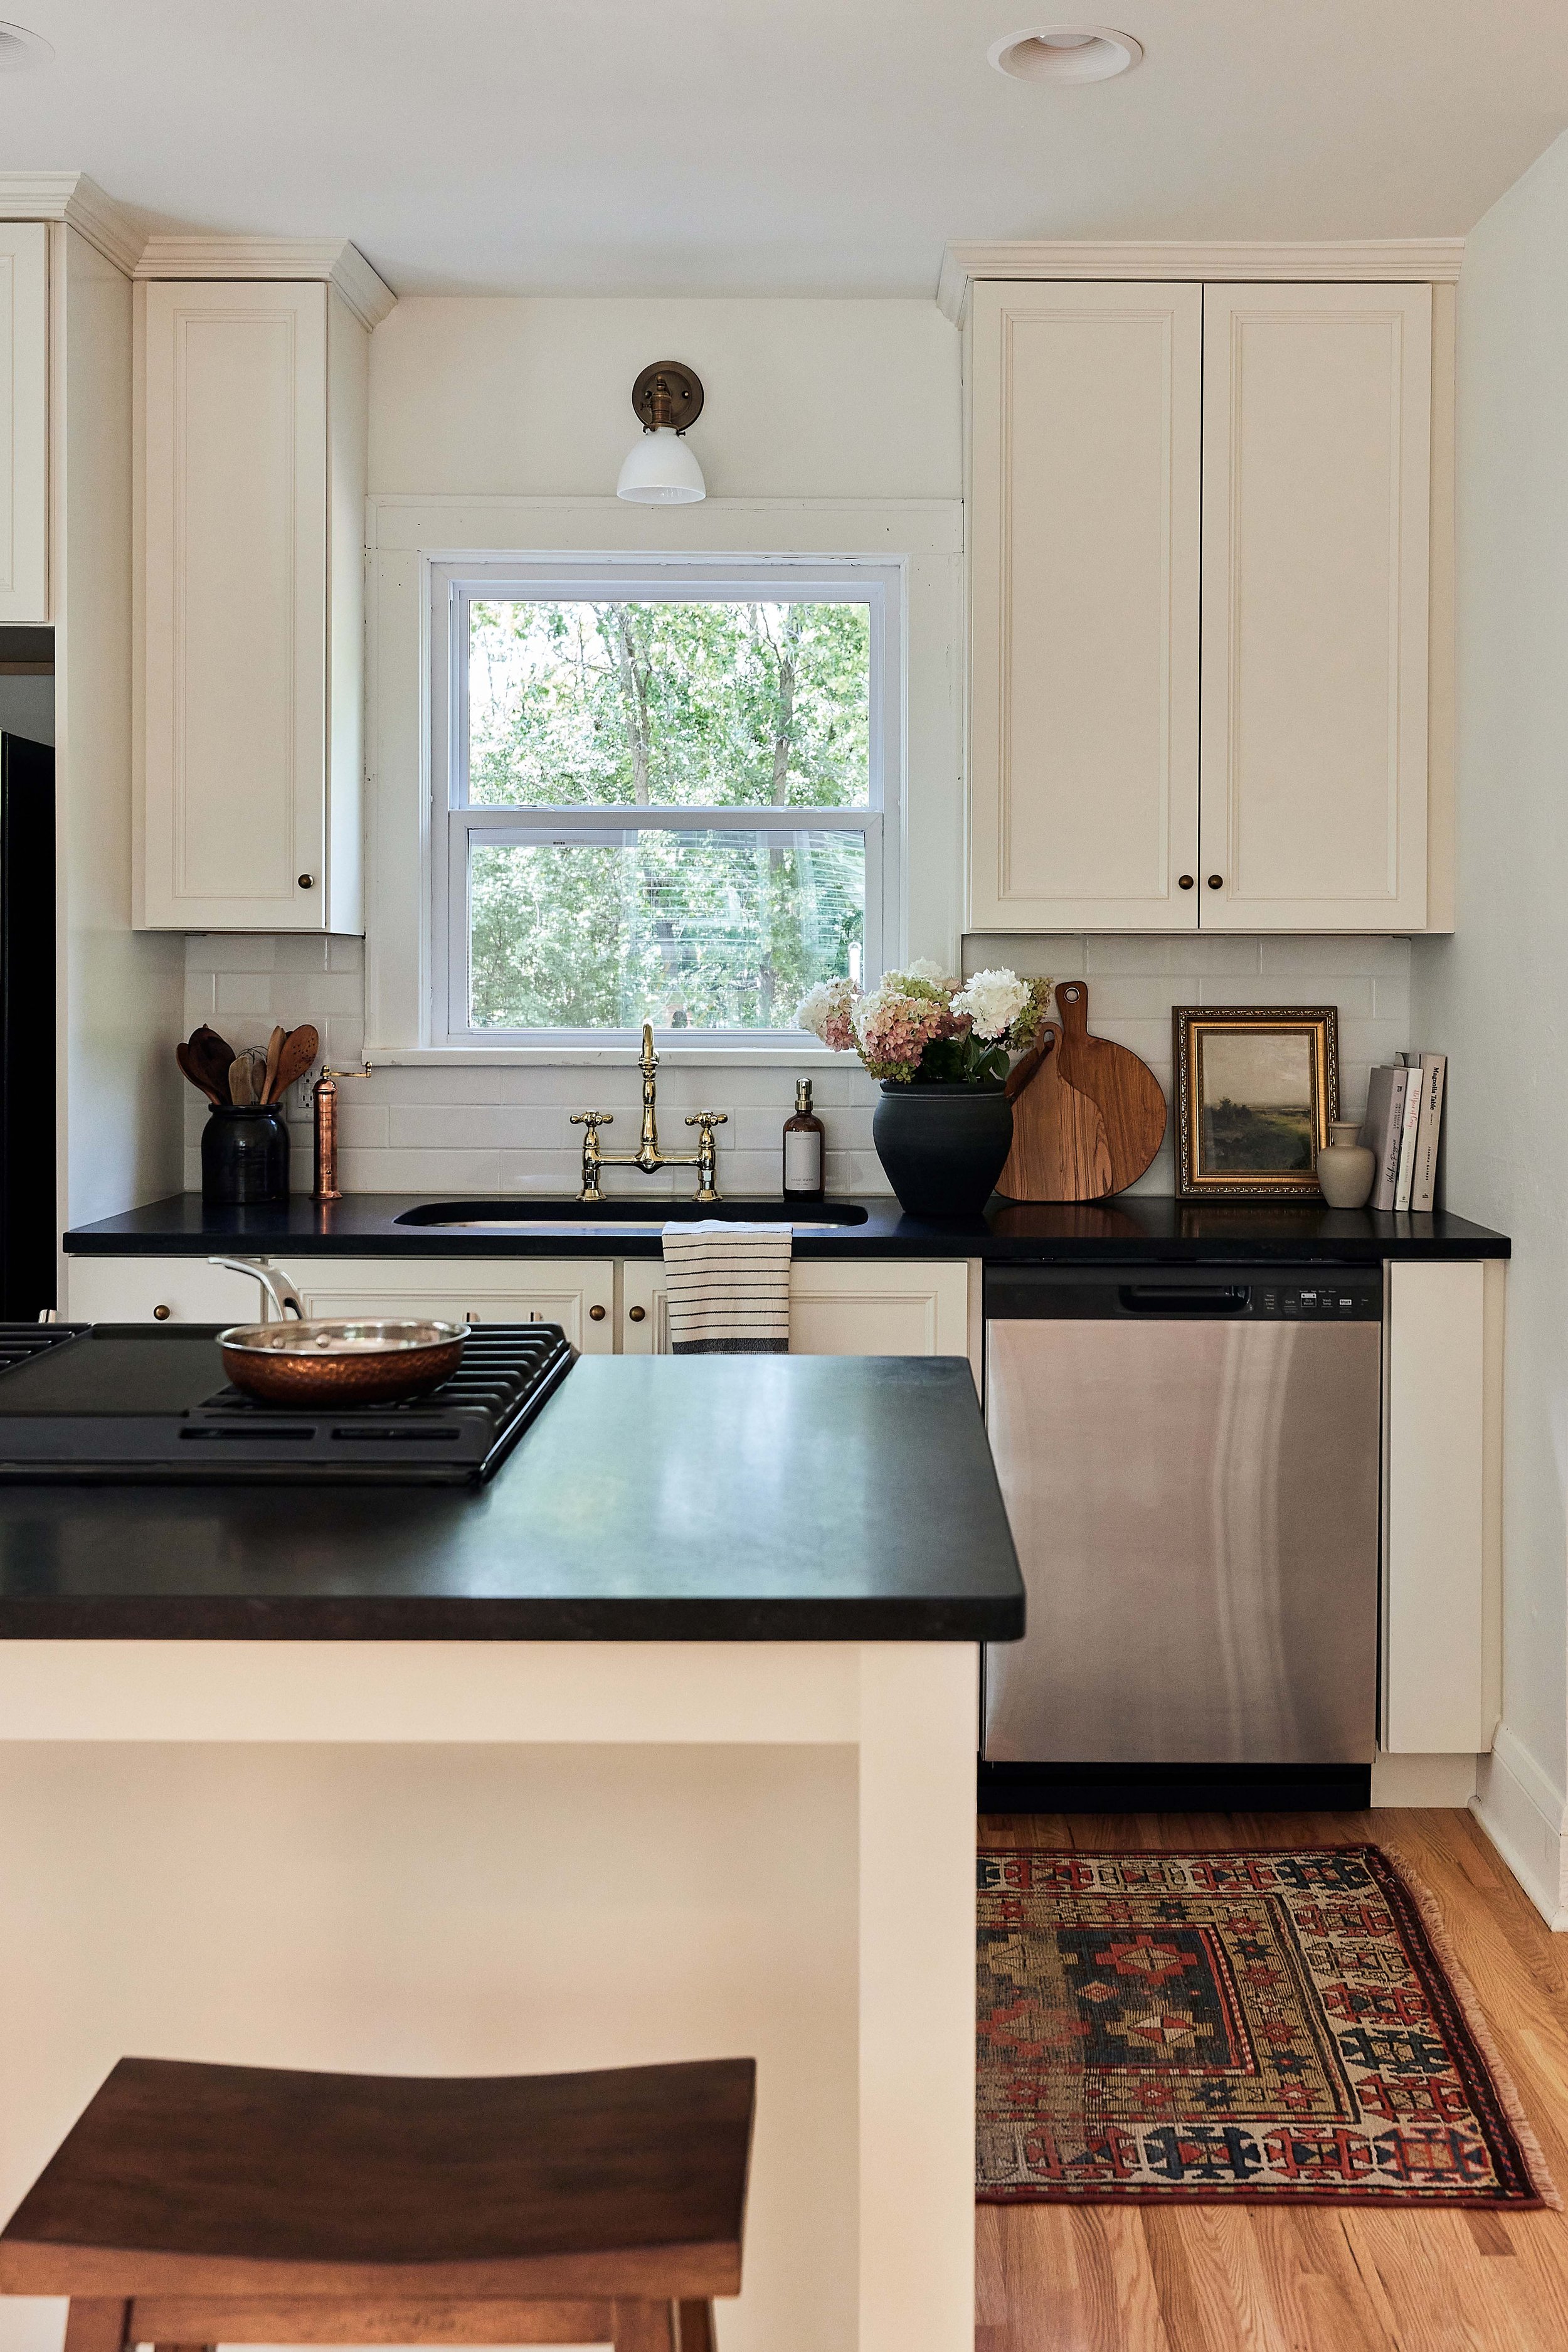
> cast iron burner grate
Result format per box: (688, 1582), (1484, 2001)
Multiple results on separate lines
(0, 1321), (575, 1484)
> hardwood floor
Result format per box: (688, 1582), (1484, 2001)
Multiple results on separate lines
(975, 1808), (1568, 2352)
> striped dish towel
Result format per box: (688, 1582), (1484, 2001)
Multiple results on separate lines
(660, 1221), (792, 1354)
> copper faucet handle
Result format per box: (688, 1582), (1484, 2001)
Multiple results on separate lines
(684, 1111), (728, 1130)
(570, 1110), (614, 1128)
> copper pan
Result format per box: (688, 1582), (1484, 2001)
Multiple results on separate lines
(218, 1318), (470, 1406)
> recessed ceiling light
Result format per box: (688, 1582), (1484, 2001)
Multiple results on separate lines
(0, 21), (54, 70)
(988, 25), (1143, 84)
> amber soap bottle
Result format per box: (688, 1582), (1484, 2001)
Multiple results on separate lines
(783, 1078), (825, 1205)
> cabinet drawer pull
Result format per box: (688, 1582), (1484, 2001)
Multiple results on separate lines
(1178, 874), (1194, 890)
(628, 1304), (647, 1322)
(1207, 873), (1224, 889)
(297, 873), (315, 889)
(152, 1303), (171, 1321)
(589, 1304), (607, 1321)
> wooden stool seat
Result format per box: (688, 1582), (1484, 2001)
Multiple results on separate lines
(0, 2055), (755, 2352)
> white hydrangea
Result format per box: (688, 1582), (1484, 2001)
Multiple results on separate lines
(951, 968), (1030, 1041)
(901, 957), (951, 985)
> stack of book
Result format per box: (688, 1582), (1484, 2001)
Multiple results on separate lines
(1359, 1052), (1446, 1213)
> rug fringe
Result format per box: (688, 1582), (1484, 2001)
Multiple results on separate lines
(1377, 1841), (1562, 2212)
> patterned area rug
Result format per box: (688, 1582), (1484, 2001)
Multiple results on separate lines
(977, 1844), (1557, 2206)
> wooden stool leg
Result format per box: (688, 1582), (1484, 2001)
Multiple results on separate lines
(612, 2301), (677, 2352)
(63, 2304), (130, 2352)
(677, 2302), (716, 2352)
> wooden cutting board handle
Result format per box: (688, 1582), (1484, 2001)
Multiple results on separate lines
(1050, 981), (1166, 1195)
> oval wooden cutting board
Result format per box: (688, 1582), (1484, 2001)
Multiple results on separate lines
(1051, 981), (1166, 1195)
(995, 1025), (1114, 1203)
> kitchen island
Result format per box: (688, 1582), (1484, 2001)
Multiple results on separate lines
(0, 1355), (1020, 2352)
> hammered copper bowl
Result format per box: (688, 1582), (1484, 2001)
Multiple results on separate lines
(218, 1318), (470, 1406)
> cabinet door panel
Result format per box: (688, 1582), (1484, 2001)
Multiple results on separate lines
(623, 1258), (977, 1384)
(278, 1258), (616, 1353)
(968, 282), (1202, 930)
(65, 1256), (267, 1324)
(140, 281), (327, 929)
(0, 223), (49, 623)
(1199, 284), (1431, 929)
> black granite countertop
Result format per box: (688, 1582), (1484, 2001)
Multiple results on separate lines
(0, 1355), (1025, 1642)
(63, 1193), (1511, 1264)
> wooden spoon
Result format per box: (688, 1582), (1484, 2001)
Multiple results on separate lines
(271, 1023), (320, 1104)
(228, 1054), (255, 1107)
(188, 1025), (237, 1099)
(176, 1040), (225, 1106)
(261, 1024), (286, 1104)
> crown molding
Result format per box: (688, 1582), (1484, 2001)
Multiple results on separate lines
(0, 172), (144, 275)
(936, 237), (1466, 324)
(134, 235), (396, 330)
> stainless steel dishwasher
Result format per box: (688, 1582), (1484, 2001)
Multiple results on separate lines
(982, 1264), (1381, 1765)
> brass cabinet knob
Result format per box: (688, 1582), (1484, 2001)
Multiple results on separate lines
(628, 1304), (647, 1322)
(1178, 874), (1194, 890)
(297, 873), (315, 889)
(152, 1303), (171, 1321)
(589, 1304), (607, 1321)
(1207, 873), (1224, 889)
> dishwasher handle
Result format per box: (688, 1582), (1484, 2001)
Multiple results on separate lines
(1118, 1284), (1252, 1315)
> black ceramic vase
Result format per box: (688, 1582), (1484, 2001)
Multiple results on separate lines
(202, 1103), (290, 1207)
(872, 1080), (1014, 1218)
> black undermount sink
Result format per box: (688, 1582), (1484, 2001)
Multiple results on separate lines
(395, 1199), (871, 1230)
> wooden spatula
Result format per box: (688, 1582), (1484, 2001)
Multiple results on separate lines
(271, 1023), (320, 1104)
(187, 1025), (236, 1099)
(261, 1024), (286, 1104)
(176, 1040), (225, 1106)
(228, 1054), (255, 1107)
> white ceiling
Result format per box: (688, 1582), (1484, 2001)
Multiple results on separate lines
(6, 0), (1568, 297)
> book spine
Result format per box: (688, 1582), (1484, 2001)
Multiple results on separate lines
(1393, 1064), (1424, 1211)
(1371, 1068), (1409, 1211)
(1411, 1055), (1447, 1213)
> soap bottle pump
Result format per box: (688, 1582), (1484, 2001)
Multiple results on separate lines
(783, 1079), (825, 1206)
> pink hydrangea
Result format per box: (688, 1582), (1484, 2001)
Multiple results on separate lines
(851, 984), (955, 1082)
(797, 977), (858, 1053)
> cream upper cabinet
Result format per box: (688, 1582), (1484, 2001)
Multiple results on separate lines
(1199, 284), (1432, 930)
(0, 223), (50, 624)
(967, 277), (1436, 932)
(967, 282), (1202, 931)
(136, 279), (366, 932)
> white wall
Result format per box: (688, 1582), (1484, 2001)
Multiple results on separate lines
(369, 296), (962, 500)
(58, 227), (184, 1233)
(1411, 127), (1568, 1924)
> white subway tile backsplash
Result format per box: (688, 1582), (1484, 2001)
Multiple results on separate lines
(181, 930), (1412, 1203)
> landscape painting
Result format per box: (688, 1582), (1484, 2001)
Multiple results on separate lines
(1173, 1008), (1338, 1197)
(1199, 1031), (1317, 1173)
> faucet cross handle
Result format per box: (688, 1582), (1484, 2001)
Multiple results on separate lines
(569, 1110), (614, 1205)
(685, 1110), (728, 1206)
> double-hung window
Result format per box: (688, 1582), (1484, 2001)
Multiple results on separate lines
(431, 556), (899, 1046)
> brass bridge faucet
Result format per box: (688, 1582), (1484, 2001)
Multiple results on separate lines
(571, 1023), (726, 1204)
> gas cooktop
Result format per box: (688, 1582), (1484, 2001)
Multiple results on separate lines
(0, 1322), (575, 1484)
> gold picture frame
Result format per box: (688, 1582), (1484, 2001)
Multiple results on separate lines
(1173, 1007), (1339, 1199)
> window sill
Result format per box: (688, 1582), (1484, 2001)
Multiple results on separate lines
(366, 1043), (846, 1069)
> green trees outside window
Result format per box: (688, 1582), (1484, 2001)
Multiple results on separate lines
(463, 599), (872, 1033)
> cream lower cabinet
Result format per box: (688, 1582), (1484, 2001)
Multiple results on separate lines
(265, 1257), (616, 1354)
(967, 277), (1436, 932)
(64, 1253), (979, 1371)
(623, 1257), (979, 1380)
(0, 222), (50, 623)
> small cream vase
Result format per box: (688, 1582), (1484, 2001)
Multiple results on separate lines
(1316, 1119), (1377, 1209)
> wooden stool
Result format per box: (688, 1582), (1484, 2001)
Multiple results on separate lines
(0, 2055), (755, 2352)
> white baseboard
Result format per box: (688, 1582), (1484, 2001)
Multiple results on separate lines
(1371, 1751), (1479, 1807)
(1471, 1723), (1568, 1930)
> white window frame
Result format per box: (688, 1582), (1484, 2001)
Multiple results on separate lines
(428, 554), (903, 1051)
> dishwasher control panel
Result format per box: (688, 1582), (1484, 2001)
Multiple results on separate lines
(985, 1266), (1384, 1321)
